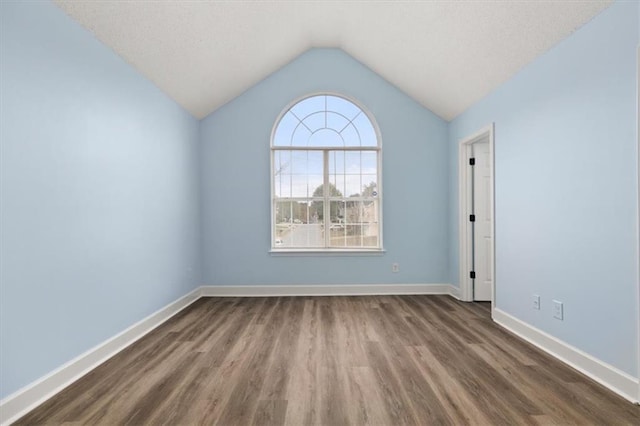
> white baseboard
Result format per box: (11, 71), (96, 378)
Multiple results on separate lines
(0, 287), (202, 426)
(448, 284), (461, 300)
(493, 308), (639, 404)
(200, 283), (453, 297)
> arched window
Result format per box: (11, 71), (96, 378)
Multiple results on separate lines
(271, 94), (382, 251)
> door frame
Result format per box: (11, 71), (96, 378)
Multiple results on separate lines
(458, 124), (495, 310)
(635, 45), (639, 403)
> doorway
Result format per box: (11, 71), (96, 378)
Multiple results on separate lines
(458, 124), (495, 308)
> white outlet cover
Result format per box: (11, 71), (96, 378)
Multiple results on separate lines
(553, 300), (563, 320)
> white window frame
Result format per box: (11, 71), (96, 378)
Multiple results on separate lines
(270, 92), (383, 254)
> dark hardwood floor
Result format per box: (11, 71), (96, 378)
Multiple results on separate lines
(16, 295), (639, 425)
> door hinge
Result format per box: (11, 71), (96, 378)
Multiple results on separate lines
(469, 158), (476, 166)
(469, 214), (476, 222)
(470, 271), (476, 279)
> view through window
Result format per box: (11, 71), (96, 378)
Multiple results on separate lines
(271, 94), (381, 250)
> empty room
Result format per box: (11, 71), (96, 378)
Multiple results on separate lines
(1, 0), (639, 424)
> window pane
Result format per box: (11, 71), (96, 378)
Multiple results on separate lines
(344, 200), (363, 223)
(292, 125), (311, 147)
(362, 199), (379, 224)
(361, 199), (379, 247)
(290, 174), (307, 197)
(278, 95), (378, 149)
(353, 112), (377, 147)
(291, 95), (325, 121)
(275, 200), (294, 224)
(275, 200), (309, 225)
(291, 151), (308, 174)
(309, 181), (323, 197)
(343, 200), (377, 222)
(276, 174), (291, 197)
(275, 200), (324, 248)
(330, 225), (346, 247)
(274, 174), (282, 198)
(329, 151), (345, 174)
(346, 225), (364, 247)
(284, 175), (324, 198)
(308, 175), (324, 198)
(309, 199), (324, 222)
(362, 232), (379, 247)
(326, 111), (349, 132)
(301, 111), (325, 132)
(285, 151), (325, 197)
(327, 151), (380, 197)
(345, 151), (361, 174)
(329, 200), (346, 247)
(361, 152), (377, 174)
(329, 200), (345, 224)
(307, 151), (323, 174)
(273, 112), (298, 146)
(274, 151), (291, 176)
(345, 175), (361, 197)
(288, 222), (324, 247)
(309, 128), (343, 147)
(327, 199), (380, 248)
(329, 174), (344, 197)
(362, 211), (379, 246)
(361, 175), (377, 196)
(327, 96), (361, 121)
(340, 123), (360, 147)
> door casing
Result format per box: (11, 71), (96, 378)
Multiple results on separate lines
(458, 124), (495, 311)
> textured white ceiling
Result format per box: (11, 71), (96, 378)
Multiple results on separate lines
(54, 0), (612, 121)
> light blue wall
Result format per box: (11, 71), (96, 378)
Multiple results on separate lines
(448, 1), (639, 376)
(0, 1), (202, 398)
(200, 49), (449, 285)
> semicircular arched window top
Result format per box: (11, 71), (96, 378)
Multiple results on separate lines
(271, 93), (382, 252)
(273, 95), (379, 148)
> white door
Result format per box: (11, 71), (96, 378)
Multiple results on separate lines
(472, 141), (492, 301)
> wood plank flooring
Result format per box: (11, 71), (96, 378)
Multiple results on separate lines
(16, 295), (640, 425)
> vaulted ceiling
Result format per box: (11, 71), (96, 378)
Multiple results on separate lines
(54, 0), (612, 121)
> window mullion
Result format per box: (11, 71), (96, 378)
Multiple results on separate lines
(323, 150), (330, 248)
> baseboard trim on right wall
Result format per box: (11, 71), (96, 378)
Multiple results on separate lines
(493, 308), (639, 404)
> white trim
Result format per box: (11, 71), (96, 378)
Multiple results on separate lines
(493, 308), (640, 404)
(200, 283), (453, 297)
(635, 43), (640, 401)
(269, 248), (385, 256)
(458, 124), (495, 309)
(0, 288), (202, 426)
(458, 139), (473, 302)
(448, 284), (461, 300)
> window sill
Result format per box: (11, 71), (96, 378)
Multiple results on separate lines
(269, 248), (386, 257)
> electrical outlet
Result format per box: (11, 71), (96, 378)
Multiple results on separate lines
(553, 300), (563, 320)
(392, 263), (400, 273)
(532, 294), (540, 310)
